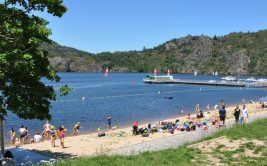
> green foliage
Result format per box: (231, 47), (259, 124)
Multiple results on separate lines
(0, 0), (67, 120)
(44, 29), (267, 75)
(54, 118), (267, 166)
(59, 84), (73, 96)
(55, 147), (202, 166)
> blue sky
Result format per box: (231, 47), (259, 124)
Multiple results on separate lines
(41, 0), (267, 53)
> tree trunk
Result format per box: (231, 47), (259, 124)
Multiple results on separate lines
(0, 119), (4, 155)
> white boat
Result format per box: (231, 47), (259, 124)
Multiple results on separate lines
(215, 71), (218, 76)
(194, 71), (197, 76)
(246, 77), (257, 82)
(256, 78), (267, 82)
(143, 75), (174, 83)
(221, 76), (237, 81)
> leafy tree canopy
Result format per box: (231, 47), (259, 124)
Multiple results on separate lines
(0, 0), (69, 120)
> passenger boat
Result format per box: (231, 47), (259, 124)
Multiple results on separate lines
(221, 76), (237, 81)
(143, 75), (174, 83)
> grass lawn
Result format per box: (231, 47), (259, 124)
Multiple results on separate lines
(54, 118), (267, 166)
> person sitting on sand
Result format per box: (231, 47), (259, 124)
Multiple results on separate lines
(73, 122), (80, 135)
(97, 128), (105, 137)
(9, 128), (16, 145)
(43, 121), (51, 139)
(15, 138), (20, 148)
(33, 133), (43, 143)
(211, 117), (220, 126)
(50, 126), (56, 147)
(187, 114), (191, 120)
(197, 110), (204, 118)
(202, 122), (208, 133)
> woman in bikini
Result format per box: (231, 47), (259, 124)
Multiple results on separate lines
(58, 126), (66, 148)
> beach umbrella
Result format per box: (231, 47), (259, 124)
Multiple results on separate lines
(259, 96), (267, 101)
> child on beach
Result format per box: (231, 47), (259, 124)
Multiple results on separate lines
(58, 126), (66, 148)
(50, 126), (56, 147)
(15, 138), (20, 148)
(73, 122), (80, 135)
(9, 128), (16, 144)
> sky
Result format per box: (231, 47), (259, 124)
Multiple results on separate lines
(40, 0), (267, 53)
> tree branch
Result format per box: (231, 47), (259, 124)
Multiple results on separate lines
(0, 34), (15, 40)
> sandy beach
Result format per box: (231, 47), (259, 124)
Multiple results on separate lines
(17, 102), (267, 158)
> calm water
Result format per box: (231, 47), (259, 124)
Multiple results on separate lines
(4, 73), (267, 141)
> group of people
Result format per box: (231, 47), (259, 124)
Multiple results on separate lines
(8, 101), (252, 148)
(233, 105), (249, 124)
(215, 100), (249, 126)
(8, 114), (113, 147)
(9, 121), (77, 149)
(9, 126), (29, 147)
(131, 99), (251, 138)
(132, 113), (210, 137)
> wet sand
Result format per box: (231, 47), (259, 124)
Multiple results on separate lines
(18, 102), (267, 158)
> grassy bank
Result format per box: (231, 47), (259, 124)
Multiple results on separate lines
(54, 118), (267, 166)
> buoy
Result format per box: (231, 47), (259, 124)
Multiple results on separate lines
(157, 91), (160, 94)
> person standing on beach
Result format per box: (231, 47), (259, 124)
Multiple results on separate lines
(18, 125), (26, 144)
(43, 121), (51, 139)
(220, 100), (225, 108)
(73, 122), (81, 135)
(233, 106), (241, 123)
(107, 114), (112, 129)
(240, 105), (248, 124)
(219, 105), (226, 126)
(50, 126), (56, 147)
(133, 121), (138, 135)
(58, 126), (66, 148)
(9, 128), (16, 145)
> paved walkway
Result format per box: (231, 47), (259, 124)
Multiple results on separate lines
(106, 113), (267, 156)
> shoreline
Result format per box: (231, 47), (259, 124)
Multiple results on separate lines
(15, 101), (267, 158)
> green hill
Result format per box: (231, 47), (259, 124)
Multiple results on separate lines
(43, 29), (267, 75)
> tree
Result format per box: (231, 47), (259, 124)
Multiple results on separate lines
(0, 0), (70, 154)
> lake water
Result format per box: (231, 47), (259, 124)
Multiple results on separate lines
(4, 73), (267, 141)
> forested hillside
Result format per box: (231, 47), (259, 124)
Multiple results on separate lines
(43, 29), (267, 75)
